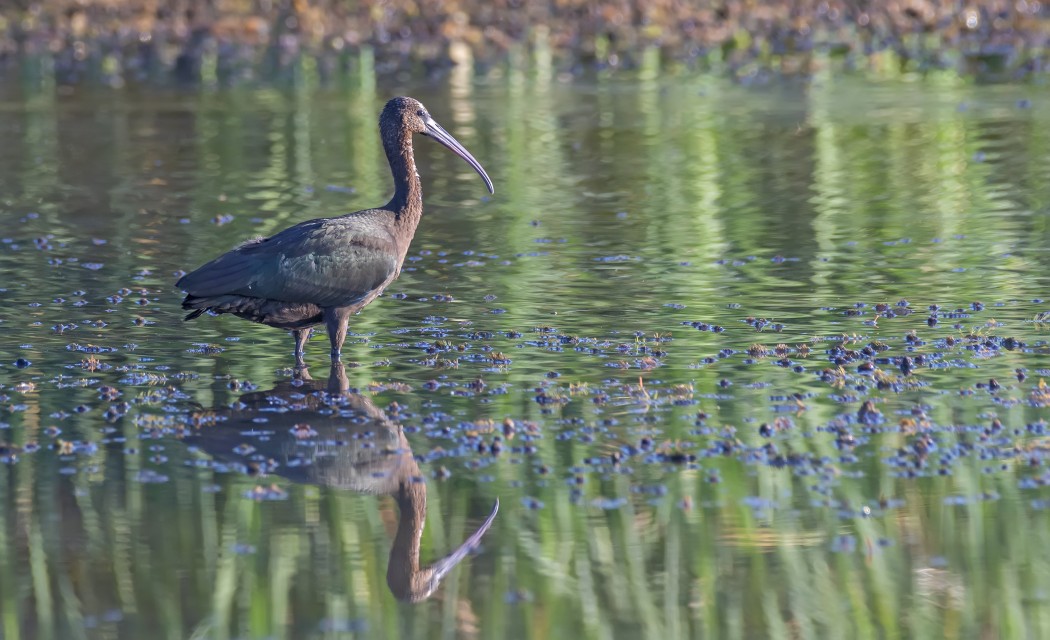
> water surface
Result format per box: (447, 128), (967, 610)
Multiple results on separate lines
(1, 77), (1050, 639)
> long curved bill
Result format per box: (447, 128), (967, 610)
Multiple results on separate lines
(424, 117), (495, 194)
(427, 498), (499, 584)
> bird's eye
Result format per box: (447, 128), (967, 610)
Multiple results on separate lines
(417, 109), (426, 117)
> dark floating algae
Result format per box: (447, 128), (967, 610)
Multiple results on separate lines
(7, 285), (1049, 491)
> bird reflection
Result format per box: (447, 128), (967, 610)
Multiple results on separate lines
(188, 363), (498, 602)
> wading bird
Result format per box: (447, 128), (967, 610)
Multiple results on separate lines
(177, 96), (493, 366)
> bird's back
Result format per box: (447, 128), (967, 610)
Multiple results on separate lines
(178, 210), (404, 310)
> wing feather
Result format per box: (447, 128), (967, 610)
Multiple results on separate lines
(177, 216), (400, 309)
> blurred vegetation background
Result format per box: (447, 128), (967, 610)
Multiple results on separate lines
(0, 0), (1048, 86)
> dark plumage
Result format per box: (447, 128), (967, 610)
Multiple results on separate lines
(177, 96), (493, 366)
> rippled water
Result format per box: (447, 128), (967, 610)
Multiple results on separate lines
(1, 76), (1050, 638)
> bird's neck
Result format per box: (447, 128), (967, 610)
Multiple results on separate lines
(384, 130), (423, 224)
(386, 477), (427, 598)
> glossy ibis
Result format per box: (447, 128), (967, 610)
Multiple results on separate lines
(177, 96), (493, 366)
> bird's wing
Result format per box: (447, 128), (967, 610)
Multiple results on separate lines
(177, 217), (400, 308)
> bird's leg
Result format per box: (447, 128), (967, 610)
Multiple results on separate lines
(324, 308), (351, 362)
(327, 362), (349, 394)
(292, 328), (312, 369)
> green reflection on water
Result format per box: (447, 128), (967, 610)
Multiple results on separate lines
(1, 76), (1050, 638)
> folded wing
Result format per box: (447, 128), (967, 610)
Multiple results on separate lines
(177, 217), (400, 309)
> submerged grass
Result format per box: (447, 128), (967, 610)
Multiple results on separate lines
(7, 449), (1050, 638)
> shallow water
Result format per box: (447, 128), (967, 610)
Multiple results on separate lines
(1, 76), (1050, 639)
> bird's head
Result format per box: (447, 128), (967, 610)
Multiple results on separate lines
(381, 96), (494, 195)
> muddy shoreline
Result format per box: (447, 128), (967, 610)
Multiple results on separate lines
(1, 1), (1047, 86)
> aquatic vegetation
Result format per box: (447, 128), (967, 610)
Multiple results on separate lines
(1, 79), (1050, 637)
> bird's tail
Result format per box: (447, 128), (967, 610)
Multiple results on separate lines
(181, 294), (221, 321)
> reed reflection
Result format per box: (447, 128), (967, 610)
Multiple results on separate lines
(189, 363), (499, 603)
